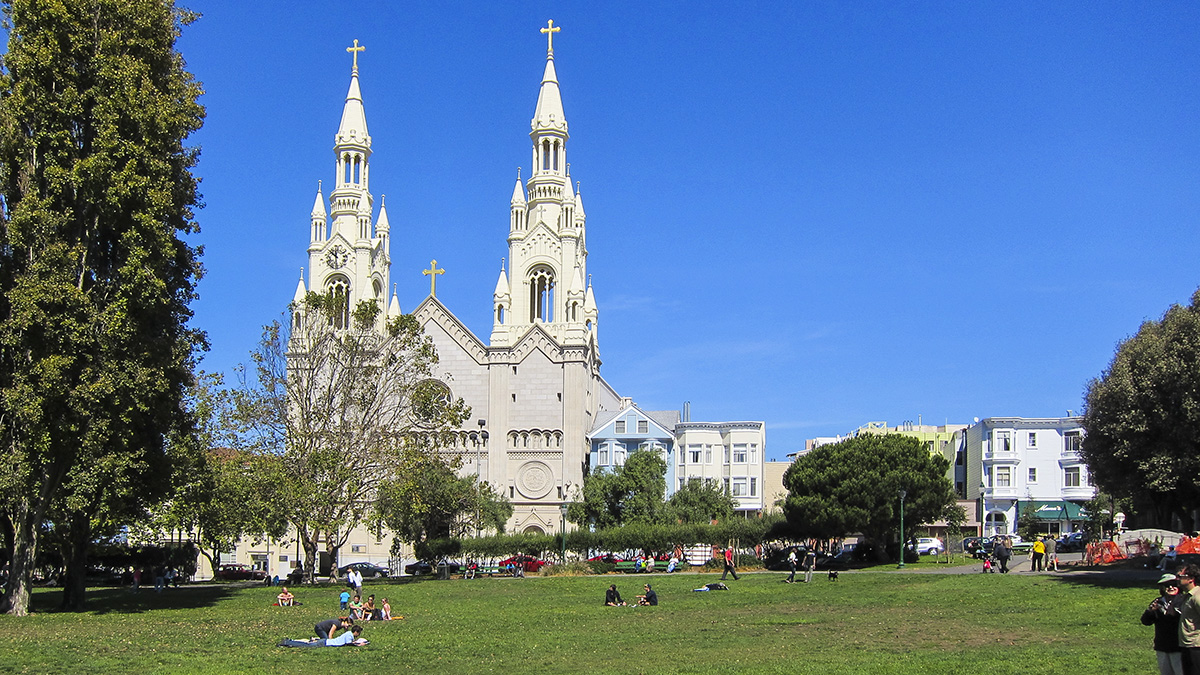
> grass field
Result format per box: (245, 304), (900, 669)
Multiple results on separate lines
(0, 566), (1156, 674)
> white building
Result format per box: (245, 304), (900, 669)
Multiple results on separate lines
(954, 417), (1092, 537)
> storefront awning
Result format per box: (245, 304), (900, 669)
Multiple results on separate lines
(1020, 500), (1087, 522)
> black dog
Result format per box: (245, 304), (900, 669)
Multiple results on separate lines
(828, 570), (839, 581)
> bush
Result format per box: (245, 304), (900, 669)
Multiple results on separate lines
(539, 561), (593, 577)
(587, 561), (616, 575)
(702, 559), (723, 570)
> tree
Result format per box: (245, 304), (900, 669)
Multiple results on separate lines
(781, 435), (956, 561)
(568, 450), (667, 529)
(228, 292), (467, 581)
(373, 449), (511, 560)
(663, 479), (736, 524)
(1081, 289), (1200, 531)
(0, 0), (205, 614)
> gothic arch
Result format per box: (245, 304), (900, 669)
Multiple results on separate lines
(527, 265), (555, 323)
(325, 274), (350, 329)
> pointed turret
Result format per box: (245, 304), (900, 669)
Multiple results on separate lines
(356, 188), (372, 240)
(376, 194), (390, 240)
(494, 261), (511, 300)
(511, 175), (527, 205)
(532, 56), (566, 133)
(574, 182), (585, 218)
(336, 69), (369, 146)
(387, 284), (401, 319)
(310, 182), (327, 243)
(293, 270), (308, 304)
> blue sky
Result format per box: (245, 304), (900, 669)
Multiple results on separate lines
(180, 2), (1200, 461)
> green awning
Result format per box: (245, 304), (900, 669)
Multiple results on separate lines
(1020, 500), (1086, 522)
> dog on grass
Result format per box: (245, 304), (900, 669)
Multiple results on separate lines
(827, 570), (839, 581)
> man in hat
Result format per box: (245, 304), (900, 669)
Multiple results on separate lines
(1142, 573), (1184, 675)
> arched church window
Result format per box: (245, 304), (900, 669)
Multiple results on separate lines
(542, 140), (551, 170)
(496, 305), (505, 324)
(325, 276), (350, 329)
(528, 267), (555, 323)
(373, 279), (382, 303)
(553, 140), (560, 171)
(343, 154), (352, 184)
(353, 155), (362, 184)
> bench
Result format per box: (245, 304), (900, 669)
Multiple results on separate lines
(463, 565), (504, 579)
(614, 561), (672, 573)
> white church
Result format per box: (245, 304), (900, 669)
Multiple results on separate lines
(214, 25), (765, 576)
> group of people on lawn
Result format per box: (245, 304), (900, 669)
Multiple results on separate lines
(1140, 562), (1200, 674)
(278, 585), (401, 648)
(604, 583), (657, 606)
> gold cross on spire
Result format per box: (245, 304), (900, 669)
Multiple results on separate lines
(540, 20), (561, 54)
(423, 260), (445, 297)
(347, 39), (365, 73)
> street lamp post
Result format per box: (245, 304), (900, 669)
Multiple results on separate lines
(559, 502), (569, 564)
(898, 489), (907, 569)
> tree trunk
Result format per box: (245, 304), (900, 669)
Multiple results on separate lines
(59, 511), (91, 610)
(301, 529), (318, 584)
(3, 501), (41, 616)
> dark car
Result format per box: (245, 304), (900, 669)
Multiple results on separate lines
(499, 555), (547, 573)
(339, 562), (390, 579)
(215, 563), (267, 581)
(1056, 532), (1089, 553)
(765, 548), (849, 572)
(962, 537), (985, 556)
(587, 554), (624, 564)
(403, 560), (461, 576)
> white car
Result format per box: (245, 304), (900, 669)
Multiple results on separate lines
(916, 537), (944, 555)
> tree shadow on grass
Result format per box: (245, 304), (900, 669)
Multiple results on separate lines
(1049, 567), (1158, 590)
(31, 583), (241, 615)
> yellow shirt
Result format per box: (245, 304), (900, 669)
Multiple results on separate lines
(1032, 540), (1045, 555)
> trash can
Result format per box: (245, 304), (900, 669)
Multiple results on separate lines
(436, 561), (450, 580)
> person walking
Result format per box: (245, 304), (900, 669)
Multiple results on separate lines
(720, 547), (739, 581)
(803, 549), (817, 584)
(1045, 535), (1058, 572)
(784, 548), (797, 584)
(1176, 564), (1200, 673)
(1143, 573), (1185, 675)
(993, 537), (1012, 574)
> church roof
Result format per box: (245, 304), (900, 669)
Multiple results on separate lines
(387, 286), (401, 318)
(532, 55), (567, 133)
(293, 272), (307, 304)
(336, 71), (369, 146)
(511, 177), (526, 205)
(493, 265), (510, 299)
(376, 197), (390, 233)
(311, 185), (326, 218)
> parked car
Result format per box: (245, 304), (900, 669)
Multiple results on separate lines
(403, 560), (460, 576)
(915, 537), (944, 555)
(1056, 532), (1089, 553)
(587, 554), (624, 564)
(339, 562), (390, 578)
(215, 564), (267, 581)
(499, 555), (547, 573)
(764, 548), (850, 571)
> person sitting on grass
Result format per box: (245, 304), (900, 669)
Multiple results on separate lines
(605, 584), (626, 606)
(314, 617), (351, 640)
(636, 583), (658, 606)
(276, 587), (295, 606)
(347, 595), (364, 621)
(362, 594), (380, 621)
(380, 597), (401, 621)
(280, 625), (365, 647)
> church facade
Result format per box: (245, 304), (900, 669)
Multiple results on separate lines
(289, 26), (764, 541)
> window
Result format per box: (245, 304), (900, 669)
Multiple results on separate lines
(251, 554), (268, 572)
(1065, 467), (1081, 487)
(724, 445), (731, 463)
(688, 445), (701, 463)
(750, 477), (757, 496)
(615, 420), (626, 434)
(749, 444), (758, 464)
(925, 441), (935, 454)
(278, 555), (289, 563)
(1065, 431), (1083, 453)
(995, 431), (1012, 453)
(679, 478), (685, 490)
(637, 420), (648, 434)
(723, 478), (731, 493)
(598, 446), (609, 465)
(732, 478), (747, 497)
(1028, 468), (1037, 483)
(326, 276), (350, 329)
(733, 444), (747, 463)
(614, 445), (627, 465)
(705, 445), (713, 463)
(528, 266), (555, 322)
(995, 467), (1011, 487)
(1028, 432), (1037, 447)
(955, 451), (965, 466)
(351, 545), (366, 554)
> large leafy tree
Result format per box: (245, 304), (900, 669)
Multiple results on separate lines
(1081, 289), (1200, 530)
(782, 434), (955, 561)
(663, 479), (736, 524)
(0, 0), (205, 614)
(229, 293), (468, 580)
(568, 450), (667, 528)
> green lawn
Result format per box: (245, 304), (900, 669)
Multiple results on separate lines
(0, 568), (1156, 674)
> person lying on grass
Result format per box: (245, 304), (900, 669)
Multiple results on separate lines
(280, 625), (366, 647)
(315, 617), (351, 640)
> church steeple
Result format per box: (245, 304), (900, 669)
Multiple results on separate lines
(494, 21), (595, 349)
(301, 41), (391, 330)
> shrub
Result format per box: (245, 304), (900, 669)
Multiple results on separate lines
(587, 561), (616, 575)
(539, 561), (593, 577)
